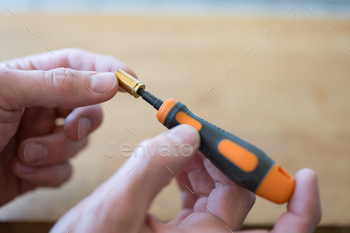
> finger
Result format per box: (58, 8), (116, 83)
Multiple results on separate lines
(0, 67), (119, 110)
(13, 158), (72, 187)
(88, 125), (200, 230)
(63, 105), (103, 141)
(17, 180), (37, 195)
(56, 107), (73, 118)
(171, 169), (199, 224)
(184, 152), (215, 199)
(177, 151), (215, 214)
(17, 127), (88, 166)
(204, 159), (256, 231)
(17, 107), (56, 142)
(176, 170), (199, 209)
(174, 152), (217, 219)
(1, 48), (136, 77)
(272, 168), (322, 233)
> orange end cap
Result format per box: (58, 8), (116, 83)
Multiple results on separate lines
(175, 112), (202, 131)
(157, 99), (179, 124)
(218, 139), (258, 172)
(255, 163), (295, 204)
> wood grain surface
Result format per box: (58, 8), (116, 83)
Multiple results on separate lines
(0, 15), (349, 225)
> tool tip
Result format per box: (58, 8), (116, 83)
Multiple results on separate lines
(114, 69), (145, 98)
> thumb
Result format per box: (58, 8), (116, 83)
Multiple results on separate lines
(94, 125), (200, 227)
(0, 67), (120, 110)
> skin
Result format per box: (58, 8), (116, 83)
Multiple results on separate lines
(51, 125), (322, 233)
(0, 49), (321, 232)
(0, 48), (136, 206)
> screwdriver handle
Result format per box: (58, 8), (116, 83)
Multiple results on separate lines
(157, 99), (295, 204)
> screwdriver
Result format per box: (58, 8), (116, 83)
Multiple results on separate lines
(115, 69), (295, 204)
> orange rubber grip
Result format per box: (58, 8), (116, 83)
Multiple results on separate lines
(218, 139), (259, 172)
(255, 163), (295, 204)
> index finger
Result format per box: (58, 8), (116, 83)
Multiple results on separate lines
(204, 158), (256, 231)
(0, 48), (136, 76)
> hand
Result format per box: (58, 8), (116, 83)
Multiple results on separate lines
(0, 48), (135, 206)
(50, 125), (242, 232)
(51, 124), (321, 233)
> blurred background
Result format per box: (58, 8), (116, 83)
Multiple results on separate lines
(0, 0), (349, 232)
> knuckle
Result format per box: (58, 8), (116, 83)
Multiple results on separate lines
(64, 47), (90, 60)
(45, 68), (75, 94)
(0, 67), (21, 111)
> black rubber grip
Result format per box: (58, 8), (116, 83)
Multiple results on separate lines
(162, 102), (275, 192)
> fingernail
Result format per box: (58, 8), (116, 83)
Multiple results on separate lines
(24, 143), (48, 163)
(17, 162), (36, 174)
(78, 117), (91, 140)
(90, 72), (117, 94)
(166, 125), (200, 146)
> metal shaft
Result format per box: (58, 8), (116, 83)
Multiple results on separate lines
(137, 88), (164, 110)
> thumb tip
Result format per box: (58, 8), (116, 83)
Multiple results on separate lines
(166, 124), (200, 148)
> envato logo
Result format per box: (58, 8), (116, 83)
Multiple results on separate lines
(103, 142), (193, 158)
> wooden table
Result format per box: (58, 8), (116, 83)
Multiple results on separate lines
(0, 15), (349, 225)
